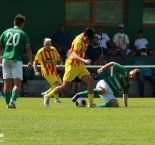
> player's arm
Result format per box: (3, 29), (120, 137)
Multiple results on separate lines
(25, 45), (33, 68)
(0, 42), (3, 63)
(123, 94), (128, 107)
(97, 61), (115, 74)
(72, 52), (91, 64)
(33, 60), (41, 77)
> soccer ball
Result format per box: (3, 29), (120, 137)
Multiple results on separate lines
(75, 98), (86, 107)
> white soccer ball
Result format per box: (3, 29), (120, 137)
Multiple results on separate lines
(75, 98), (86, 107)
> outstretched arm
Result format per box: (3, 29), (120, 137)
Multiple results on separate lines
(123, 94), (128, 107)
(97, 61), (116, 74)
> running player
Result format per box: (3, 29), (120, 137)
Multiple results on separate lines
(43, 27), (95, 107)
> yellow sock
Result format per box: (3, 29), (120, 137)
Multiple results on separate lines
(88, 94), (94, 106)
(46, 90), (55, 99)
(54, 94), (59, 100)
(46, 88), (52, 94)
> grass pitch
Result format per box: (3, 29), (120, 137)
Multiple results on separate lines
(0, 97), (155, 145)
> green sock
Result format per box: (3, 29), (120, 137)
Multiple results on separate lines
(78, 88), (99, 98)
(4, 92), (11, 105)
(12, 92), (19, 101)
(96, 103), (111, 108)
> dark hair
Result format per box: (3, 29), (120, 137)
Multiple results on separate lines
(84, 27), (95, 41)
(138, 29), (143, 34)
(96, 25), (103, 29)
(14, 14), (25, 26)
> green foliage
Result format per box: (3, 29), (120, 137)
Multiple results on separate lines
(0, 98), (155, 145)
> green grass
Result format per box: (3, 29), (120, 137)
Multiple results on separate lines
(0, 97), (155, 145)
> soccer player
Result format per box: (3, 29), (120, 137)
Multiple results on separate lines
(43, 27), (95, 107)
(72, 62), (141, 107)
(0, 14), (33, 109)
(33, 38), (63, 105)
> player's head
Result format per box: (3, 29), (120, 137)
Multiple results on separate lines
(43, 38), (52, 49)
(83, 27), (95, 43)
(14, 14), (26, 28)
(128, 68), (141, 80)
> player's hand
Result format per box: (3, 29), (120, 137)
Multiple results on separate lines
(35, 71), (40, 77)
(84, 59), (91, 64)
(97, 68), (103, 74)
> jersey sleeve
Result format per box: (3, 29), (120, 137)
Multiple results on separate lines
(34, 51), (41, 64)
(114, 63), (127, 73)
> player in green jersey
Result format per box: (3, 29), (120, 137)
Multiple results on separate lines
(0, 14), (33, 109)
(72, 62), (141, 107)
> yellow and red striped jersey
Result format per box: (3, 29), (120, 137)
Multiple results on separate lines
(66, 33), (88, 66)
(34, 46), (61, 76)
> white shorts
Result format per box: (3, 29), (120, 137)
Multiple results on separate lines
(96, 80), (116, 103)
(2, 59), (23, 80)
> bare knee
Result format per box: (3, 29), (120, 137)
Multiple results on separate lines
(60, 82), (70, 91)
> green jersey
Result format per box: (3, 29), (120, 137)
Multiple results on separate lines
(0, 27), (30, 61)
(104, 63), (130, 96)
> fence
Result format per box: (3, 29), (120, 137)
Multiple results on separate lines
(0, 64), (155, 97)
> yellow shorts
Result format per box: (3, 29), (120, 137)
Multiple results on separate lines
(63, 65), (90, 82)
(44, 74), (62, 86)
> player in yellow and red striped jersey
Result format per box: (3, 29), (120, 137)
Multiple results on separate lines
(33, 38), (63, 105)
(44, 27), (96, 107)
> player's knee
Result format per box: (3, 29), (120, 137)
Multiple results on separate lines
(61, 83), (70, 91)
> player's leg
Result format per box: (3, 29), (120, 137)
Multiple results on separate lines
(96, 80), (118, 107)
(45, 81), (70, 100)
(53, 76), (63, 103)
(78, 66), (95, 107)
(43, 75), (62, 106)
(3, 79), (12, 106)
(9, 78), (21, 108)
(72, 79), (105, 102)
(2, 59), (13, 107)
(8, 60), (22, 109)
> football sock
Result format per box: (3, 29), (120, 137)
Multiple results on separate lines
(46, 88), (52, 94)
(77, 88), (99, 97)
(46, 90), (56, 99)
(4, 92), (11, 105)
(96, 103), (111, 108)
(54, 94), (59, 100)
(12, 92), (19, 101)
(88, 94), (94, 106)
